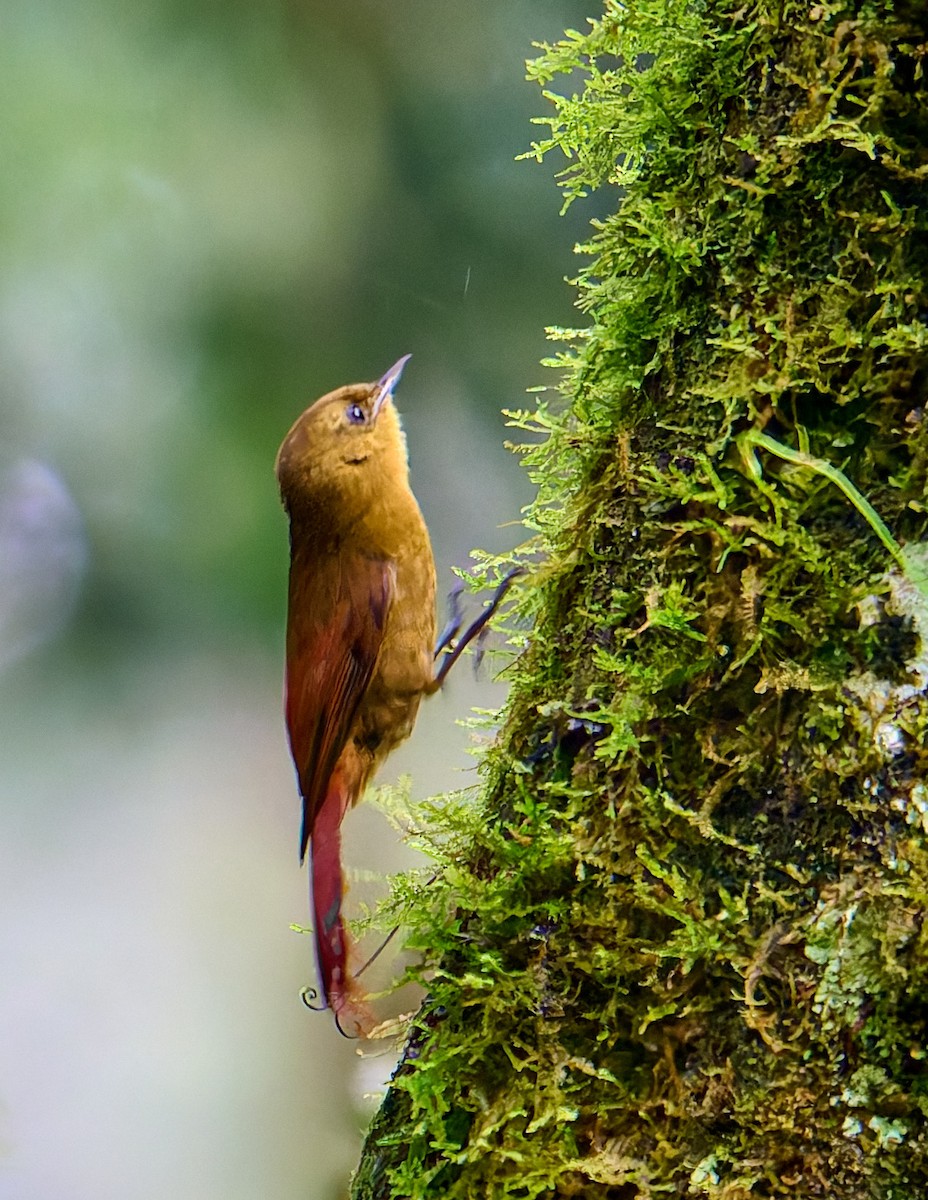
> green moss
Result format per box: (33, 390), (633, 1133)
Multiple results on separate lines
(353, 1), (928, 1196)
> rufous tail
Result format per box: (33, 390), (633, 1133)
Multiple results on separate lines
(309, 771), (373, 1035)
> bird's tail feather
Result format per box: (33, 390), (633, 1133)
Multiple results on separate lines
(309, 770), (373, 1035)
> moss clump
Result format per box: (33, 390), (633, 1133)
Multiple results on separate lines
(353, 1), (928, 1197)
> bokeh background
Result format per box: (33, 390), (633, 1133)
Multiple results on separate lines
(0, 2), (596, 1197)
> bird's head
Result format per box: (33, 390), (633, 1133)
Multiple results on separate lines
(276, 355), (412, 519)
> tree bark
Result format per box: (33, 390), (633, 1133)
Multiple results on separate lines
(353, 1), (928, 1196)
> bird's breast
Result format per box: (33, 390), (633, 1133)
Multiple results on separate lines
(350, 524), (436, 772)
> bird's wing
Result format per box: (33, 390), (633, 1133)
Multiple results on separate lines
(283, 550), (394, 860)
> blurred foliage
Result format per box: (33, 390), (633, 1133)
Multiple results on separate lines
(0, 0), (597, 672)
(0, 6), (604, 1200)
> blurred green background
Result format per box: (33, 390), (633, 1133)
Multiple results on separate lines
(0, 2), (595, 1197)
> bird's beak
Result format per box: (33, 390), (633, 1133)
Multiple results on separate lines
(371, 354), (411, 420)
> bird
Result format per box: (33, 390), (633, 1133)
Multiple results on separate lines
(276, 356), (517, 1034)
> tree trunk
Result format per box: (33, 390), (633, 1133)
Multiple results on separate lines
(353, 1), (928, 1196)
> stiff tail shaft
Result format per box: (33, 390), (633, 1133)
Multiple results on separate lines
(308, 769), (372, 1034)
(309, 771), (352, 1009)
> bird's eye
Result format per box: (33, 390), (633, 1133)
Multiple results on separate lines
(345, 403), (367, 426)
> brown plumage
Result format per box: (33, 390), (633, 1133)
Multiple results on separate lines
(277, 356), (520, 1035)
(276, 356), (437, 1032)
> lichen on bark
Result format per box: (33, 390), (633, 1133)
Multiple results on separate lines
(352, 1), (928, 1196)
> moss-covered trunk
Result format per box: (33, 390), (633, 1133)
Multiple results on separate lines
(353, 1), (928, 1196)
